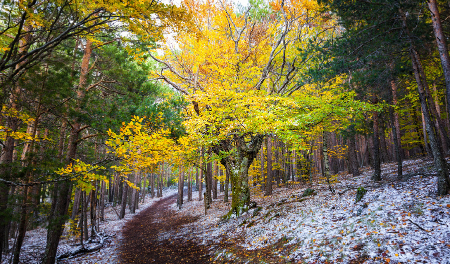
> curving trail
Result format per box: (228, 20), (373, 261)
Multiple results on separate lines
(119, 194), (210, 263)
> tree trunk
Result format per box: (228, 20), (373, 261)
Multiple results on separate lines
(213, 162), (218, 199)
(199, 166), (203, 202)
(265, 136), (273, 196)
(206, 160), (212, 207)
(322, 132), (335, 194)
(214, 135), (264, 217)
(177, 169), (184, 209)
(390, 78), (404, 159)
(260, 143), (265, 192)
(390, 107), (403, 179)
(427, 0), (450, 133)
(42, 39), (92, 264)
(347, 135), (360, 176)
(130, 172), (136, 214)
(224, 166), (229, 203)
(196, 167), (199, 193)
(100, 181), (105, 221)
(188, 169), (192, 201)
(80, 191), (85, 247)
(119, 181), (128, 219)
(150, 173), (155, 198)
(90, 189), (96, 237)
(372, 96), (382, 181)
(71, 188), (81, 220)
(410, 47), (450, 195)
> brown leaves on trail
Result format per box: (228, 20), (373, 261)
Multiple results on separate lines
(119, 194), (210, 264)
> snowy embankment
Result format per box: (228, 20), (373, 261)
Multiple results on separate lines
(174, 158), (450, 263)
(1, 188), (178, 264)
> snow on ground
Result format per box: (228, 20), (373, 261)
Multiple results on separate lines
(173, 158), (450, 263)
(1, 188), (178, 264)
(5, 158), (450, 263)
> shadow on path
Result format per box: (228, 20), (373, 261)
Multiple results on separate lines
(119, 194), (210, 263)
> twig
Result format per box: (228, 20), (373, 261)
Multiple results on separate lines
(408, 219), (431, 232)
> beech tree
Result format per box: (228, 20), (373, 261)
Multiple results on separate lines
(150, 0), (368, 216)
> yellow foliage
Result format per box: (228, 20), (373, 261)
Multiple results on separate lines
(55, 159), (107, 192)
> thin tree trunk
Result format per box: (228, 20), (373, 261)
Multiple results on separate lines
(188, 169), (192, 201)
(347, 135), (360, 176)
(206, 159), (212, 207)
(224, 166), (229, 203)
(260, 142), (265, 192)
(213, 162), (218, 199)
(322, 132), (335, 194)
(265, 137), (273, 196)
(390, 107), (403, 178)
(177, 169), (184, 209)
(90, 188), (96, 237)
(390, 78), (404, 159)
(100, 181), (105, 221)
(372, 96), (382, 181)
(80, 191), (85, 248)
(119, 181), (128, 219)
(199, 166), (203, 201)
(150, 173), (154, 198)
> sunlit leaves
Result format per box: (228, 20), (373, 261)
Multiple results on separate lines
(55, 159), (106, 192)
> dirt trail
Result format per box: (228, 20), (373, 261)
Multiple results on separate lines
(119, 194), (210, 263)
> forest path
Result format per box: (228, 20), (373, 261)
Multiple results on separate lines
(119, 194), (211, 263)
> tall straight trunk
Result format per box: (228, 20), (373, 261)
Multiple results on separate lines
(90, 188), (96, 237)
(199, 166), (203, 201)
(410, 47), (450, 195)
(427, 0), (450, 130)
(79, 191), (85, 247)
(141, 174), (146, 204)
(213, 162), (218, 199)
(150, 173), (155, 198)
(260, 143), (265, 192)
(421, 110), (432, 157)
(347, 135), (360, 176)
(71, 189), (81, 220)
(286, 148), (291, 182)
(372, 96), (382, 181)
(159, 173), (163, 197)
(206, 160), (212, 206)
(224, 167), (229, 203)
(119, 181), (128, 219)
(421, 74), (450, 153)
(265, 137), (273, 196)
(379, 121), (390, 162)
(130, 172), (137, 214)
(196, 167), (199, 192)
(177, 169), (184, 209)
(188, 169), (192, 201)
(274, 139), (280, 186)
(13, 117), (42, 263)
(108, 174), (113, 203)
(42, 39), (92, 264)
(322, 133), (335, 194)
(100, 181), (105, 221)
(220, 168), (224, 192)
(390, 107), (403, 178)
(83, 191), (88, 241)
(390, 78), (404, 159)
(0, 28), (35, 260)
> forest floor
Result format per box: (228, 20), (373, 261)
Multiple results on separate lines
(164, 158), (450, 263)
(0, 188), (178, 264)
(3, 157), (450, 263)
